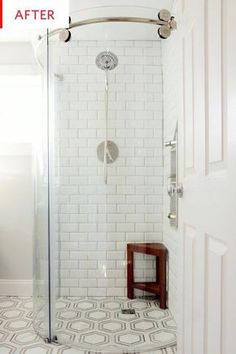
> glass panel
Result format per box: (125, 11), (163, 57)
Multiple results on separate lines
(33, 30), (52, 342)
(48, 24), (176, 353)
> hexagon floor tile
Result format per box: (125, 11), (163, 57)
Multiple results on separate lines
(0, 296), (177, 354)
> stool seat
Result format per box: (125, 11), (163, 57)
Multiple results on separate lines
(127, 242), (168, 309)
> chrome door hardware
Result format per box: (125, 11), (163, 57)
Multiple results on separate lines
(176, 183), (183, 198)
(168, 213), (177, 220)
(167, 182), (176, 197)
(167, 182), (184, 198)
(164, 140), (176, 148)
(165, 124), (181, 228)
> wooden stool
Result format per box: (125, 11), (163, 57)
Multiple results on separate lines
(127, 243), (168, 309)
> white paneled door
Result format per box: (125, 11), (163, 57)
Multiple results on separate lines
(178, 0), (236, 353)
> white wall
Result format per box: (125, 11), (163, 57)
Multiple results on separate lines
(0, 42), (36, 296)
(52, 39), (164, 297)
(0, 149), (34, 295)
(0, 43), (35, 65)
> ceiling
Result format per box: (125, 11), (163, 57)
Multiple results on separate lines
(0, 0), (175, 42)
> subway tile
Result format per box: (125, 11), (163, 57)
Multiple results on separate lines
(117, 223), (134, 232)
(88, 232), (106, 241)
(88, 288), (106, 297)
(126, 214), (145, 223)
(80, 278), (97, 287)
(61, 56), (78, 65)
(69, 47), (88, 56)
(125, 47), (143, 56)
(54, 39), (164, 296)
(107, 232), (126, 241)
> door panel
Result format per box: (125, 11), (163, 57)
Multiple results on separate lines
(183, 224), (196, 354)
(205, 0), (226, 172)
(178, 0), (236, 353)
(206, 0), (225, 167)
(205, 236), (227, 354)
(183, 26), (195, 174)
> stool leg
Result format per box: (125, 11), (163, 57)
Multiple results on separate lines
(127, 247), (134, 299)
(159, 253), (167, 309)
(156, 256), (160, 283)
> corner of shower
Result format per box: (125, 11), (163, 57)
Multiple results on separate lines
(33, 8), (177, 354)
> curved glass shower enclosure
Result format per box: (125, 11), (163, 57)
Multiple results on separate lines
(33, 6), (177, 353)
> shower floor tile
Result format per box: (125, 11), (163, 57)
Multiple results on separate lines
(0, 297), (177, 354)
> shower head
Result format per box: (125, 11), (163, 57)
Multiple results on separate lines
(96, 51), (118, 71)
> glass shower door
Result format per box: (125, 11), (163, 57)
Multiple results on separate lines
(33, 31), (53, 342)
(47, 33), (176, 353)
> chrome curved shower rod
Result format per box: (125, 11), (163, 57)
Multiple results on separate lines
(37, 12), (177, 42)
(70, 16), (166, 28)
(35, 10), (176, 78)
(44, 17), (164, 37)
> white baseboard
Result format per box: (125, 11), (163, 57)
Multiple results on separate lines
(0, 279), (33, 296)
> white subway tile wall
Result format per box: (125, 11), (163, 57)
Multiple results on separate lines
(52, 40), (163, 297)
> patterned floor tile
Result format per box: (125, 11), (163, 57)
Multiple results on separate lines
(85, 310), (110, 321)
(11, 331), (39, 345)
(0, 343), (17, 354)
(0, 296), (177, 354)
(98, 320), (126, 333)
(115, 331), (145, 346)
(80, 331), (109, 345)
(67, 319), (93, 333)
(54, 297), (177, 352)
(130, 319), (157, 331)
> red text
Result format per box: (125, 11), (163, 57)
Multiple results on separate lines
(15, 9), (55, 21)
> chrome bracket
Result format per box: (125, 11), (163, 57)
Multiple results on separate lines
(168, 213), (177, 220)
(165, 125), (182, 228)
(164, 140), (176, 148)
(167, 182), (184, 198)
(176, 183), (183, 198)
